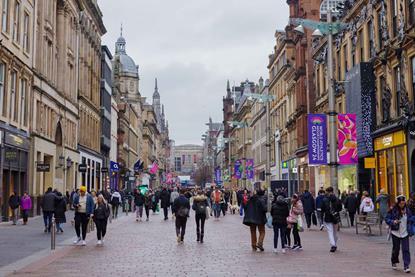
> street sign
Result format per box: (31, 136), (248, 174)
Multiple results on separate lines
(110, 161), (119, 173)
(364, 157), (376, 169)
(78, 164), (87, 173)
(36, 163), (50, 172)
(101, 167), (109, 173)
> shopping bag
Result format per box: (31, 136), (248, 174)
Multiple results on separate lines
(266, 212), (273, 229)
(206, 207), (210, 220)
(297, 216), (304, 232)
(312, 212), (317, 226)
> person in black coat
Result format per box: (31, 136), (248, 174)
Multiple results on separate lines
(160, 187), (171, 220)
(54, 192), (67, 233)
(243, 189), (267, 251)
(8, 192), (20, 225)
(42, 187), (57, 233)
(173, 189), (190, 243)
(271, 195), (290, 253)
(301, 190), (315, 229)
(134, 189), (145, 222)
(344, 192), (359, 227)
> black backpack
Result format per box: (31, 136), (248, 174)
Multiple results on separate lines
(195, 201), (207, 215)
(177, 207), (189, 217)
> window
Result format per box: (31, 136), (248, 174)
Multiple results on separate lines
(392, 0), (398, 37)
(1, 0), (8, 32)
(12, 0), (19, 42)
(359, 30), (364, 62)
(395, 66), (402, 117)
(20, 78), (26, 126)
(377, 11), (383, 49)
(337, 51), (341, 80)
(23, 12), (29, 52)
(10, 70), (17, 121)
(368, 20), (375, 58)
(0, 63), (4, 117)
(410, 0), (415, 26)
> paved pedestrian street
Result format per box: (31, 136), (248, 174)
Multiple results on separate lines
(3, 211), (410, 277)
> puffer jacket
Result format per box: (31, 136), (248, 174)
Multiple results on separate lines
(271, 199), (289, 226)
(192, 195), (208, 215)
(287, 200), (303, 224)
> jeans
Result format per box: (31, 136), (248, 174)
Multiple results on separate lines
(325, 222), (338, 247)
(43, 211), (53, 230)
(145, 205), (150, 219)
(305, 213), (312, 228)
(135, 205), (143, 219)
(74, 212), (89, 240)
(316, 209), (323, 227)
(163, 207), (169, 219)
(240, 205), (244, 216)
(195, 213), (206, 239)
(221, 203), (227, 216)
(22, 209), (29, 223)
(250, 224), (265, 248)
(273, 224), (287, 249)
(392, 234), (410, 268)
(213, 203), (221, 218)
(11, 208), (19, 224)
(292, 223), (301, 247)
(175, 216), (187, 240)
(95, 218), (108, 240)
(112, 205), (119, 218)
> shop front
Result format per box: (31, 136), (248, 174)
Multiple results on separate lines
(374, 130), (409, 202)
(281, 158), (298, 195)
(79, 148), (103, 192)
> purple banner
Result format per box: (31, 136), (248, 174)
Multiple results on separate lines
(234, 160), (243, 179)
(215, 167), (222, 184)
(246, 159), (254, 180)
(308, 114), (328, 165)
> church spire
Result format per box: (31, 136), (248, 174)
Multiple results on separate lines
(115, 23), (126, 55)
(153, 78), (160, 99)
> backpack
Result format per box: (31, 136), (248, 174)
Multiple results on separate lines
(195, 201), (207, 215)
(177, 207), (189, 217)
(329, 198), (342, 224)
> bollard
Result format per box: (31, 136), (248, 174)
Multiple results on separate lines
(51, 217), (56, 250)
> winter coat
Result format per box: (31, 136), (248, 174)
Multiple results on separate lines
(321, 195), (342, 223)
(54, 197), (67, 224)
(144, 193), (153, 207)
(360, 197), (374, 213)
(94, 203), (110, 220)
(344, 195), (359, 214)
(230, 191), (238, 206)
(271, 199), (289, 226)
(8, 195), (20, 209)
(315, 195), (325, 210)
(110, 192), (122, 206)
(134, 192), (145, 206)
(42, 191), (57, 212)
(287, 200), (304, 224)
(160, 189), (171, 208)
(170, 190), (179, 204)
(243, 194), (267, 226)
(301, 191), (315, 214)
(376, 193), (390, 217)
(386, 206), (415, 237)
(192, 195), (208, 215)
(20, 195), (32, 210)
(73, 194), (94, 215)
(172, 195), (190, 217)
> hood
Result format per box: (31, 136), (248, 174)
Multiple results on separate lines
(303, 191), (311, 199)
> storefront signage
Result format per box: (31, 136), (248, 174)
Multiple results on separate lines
(246, 159), (254, 180)
(78, 164), (87, 173)
(4, 149), (18, 162)
(282, 161), (288, 169)
(308, 114), (328, 165)
(101, 167), (109, 173)
(5, 132), (29, 149)
(364, 157), (376, 169)
(36, 163), (50, 172)
(234, 160), (243, 179)
(374, 131), (406, 151)
(338, 114), (358, 165)
(110, 161), (119, 173)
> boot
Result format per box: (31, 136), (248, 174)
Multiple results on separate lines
(197, 233), (200, 242)
(200, 233), (204, 243)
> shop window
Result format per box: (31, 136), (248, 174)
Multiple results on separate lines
(395, 146), (407, 197)
(387, 149), (395, 200)
(377, 151), (387, 194)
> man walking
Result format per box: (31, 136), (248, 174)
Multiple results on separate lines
(170, 187), (179, 217)
(8, 192), (20, 225)
(301, 190), (315, 229)
(173, 189), (190, 243)
(211, 187), (222, 219)
(134, 189), (145, 222)
(315, 190), (325, 230)
(160, 186), (171, 220)
(321, 187), (343, 253)
(42, 187), (56, 232)
(72, 186), (94, 246)
(110, 190), (122, 219)
(344, 192), (359, 227)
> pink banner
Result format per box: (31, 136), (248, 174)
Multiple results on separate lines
(338, 114), (358, 165)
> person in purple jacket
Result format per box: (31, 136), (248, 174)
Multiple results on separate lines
(20, 192), (32, 225)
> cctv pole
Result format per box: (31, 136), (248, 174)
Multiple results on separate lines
(327, 10), (338, 195)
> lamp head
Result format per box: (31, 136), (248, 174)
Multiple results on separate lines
(312, 29), (324, 38)
(293, 24), (305, 35)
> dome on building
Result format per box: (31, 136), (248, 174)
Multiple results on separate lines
(115, 27), (138, 76)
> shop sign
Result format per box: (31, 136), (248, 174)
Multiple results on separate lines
(308, 114), (328, 165)
(101, 167), (109, 173)
(338, 114), (358, 165)
(282, 161), (288, 169)
(374, 131), (406, 151)
(364, 157), (376, 169)
(5, 149), (18, 162)
(110, 161), (119, 173)
(36, 163), (50, 172)
(292, 167), (298, 174)
(78, 164), (87, 173)
(5, 132), (29, 149)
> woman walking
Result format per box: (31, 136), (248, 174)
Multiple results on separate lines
(94, 195), (110, 245)
(20, 192), (32, 225)
(386, 195), (414, 273)
(192, 190), (208, 243)
(243, 189), (267, 252)
(287, 194), (304, 250)
(144, 190), (153, 221)
(376, 189), (389, 224)
(54, 192), (67, 233)
(271, 195), (289, 254)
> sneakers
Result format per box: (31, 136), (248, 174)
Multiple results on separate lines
(273, 248), (278, 254)
(320, 225), (324, 231)
(97, 240), (102, 246)
(391, 264), (397, 270)
(404, 267), (411, 273)
(81, 240), (86, 246)
(292, 245), (301, 250)
(256, 245), (264, 252)
(281, 248), (287, 254)
(177, 236), (181, 243)
(330, 246), (337, 253)
(146, 218), (149, 222)
(73, 237), (81, 245)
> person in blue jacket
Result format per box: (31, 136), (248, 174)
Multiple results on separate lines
(386, 195), (414, 273)
(315, 190), (325, 230)
(72, 186), (94, 246)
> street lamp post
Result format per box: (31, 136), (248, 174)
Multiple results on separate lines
(228, 121), (249, 189)
(291, 10), (347, 196)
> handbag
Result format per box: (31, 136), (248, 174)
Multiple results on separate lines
(266, 212), (273, 229)
(206, 207), (210, 219)
(297, 216), (304, 232)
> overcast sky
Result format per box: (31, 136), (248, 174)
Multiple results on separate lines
(99, 0), (288, 145)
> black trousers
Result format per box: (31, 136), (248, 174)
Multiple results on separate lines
(145, 205), (150, 218)
(95, 219), (107, 240)
(392, 234), (410, 268)
(286, 227), (292, 246)
(292, 223), (301, 247)
(349, 212), (355, 226)
(112, 205), (119, 218)
(74, 213), (89, 240)
(175, 216), (187, 240)
(195, 213), (206, 237)
(305, 213), (312, 228)
(22, 210), (29, 223)
(163, 207), (168, 219)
